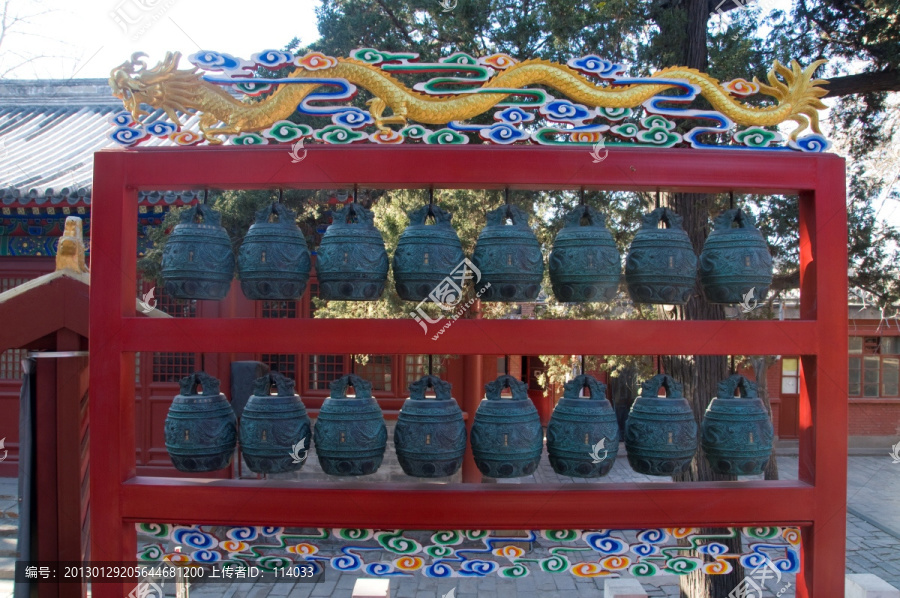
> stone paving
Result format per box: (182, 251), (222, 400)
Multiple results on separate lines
(0, 452), (898, 596)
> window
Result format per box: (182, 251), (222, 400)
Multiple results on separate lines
(145, 283), (196, 383)
(309, 355), (345, 390)
(781, 358), (799, 395)
(356, 356), (392, 392)
(261, 300), (297, 319)
(152, 352), (195, 383)
(848, 336), (900, 397)
(0, 349), (25, 380)
(262, 354), (297, 381)
(405, 355), (443, 387)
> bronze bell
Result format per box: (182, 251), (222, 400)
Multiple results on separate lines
(161, 203), (235, 300)
(315, 203), (389, 301)
(313, 374), (387, 476)
(625, 207), (697, 305)
(471, 204), (544, 302)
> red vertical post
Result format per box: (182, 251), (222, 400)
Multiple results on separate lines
(461, 354), (483, 483)
(89, 152), (137, 598)
(797, 166), (848, 597)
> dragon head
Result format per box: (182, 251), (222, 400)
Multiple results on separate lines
(109, 51), (202, 126)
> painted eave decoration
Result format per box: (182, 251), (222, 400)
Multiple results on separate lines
(107, 48), (831, 152)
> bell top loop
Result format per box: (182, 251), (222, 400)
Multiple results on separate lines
(335, 202), (375, 226)
(485, 204), (530, 228)
(717, 374), (759, 399)
(329, 374), (374, 399)
(408, 375), (453, 401)
(640, 374), (684, 399)
(562, 374), (607, 401)
(180, 203), (223, 227)
(179, 371), (220, 396)
(640, 207), (683, 231)
(254, 202), (298, 226)
(484, 374), (529, 401)
(252, 371), (296, 397)
(407, 203), (453, 227)
(713, 208), (758, 231)
(562, 204), (607, 229)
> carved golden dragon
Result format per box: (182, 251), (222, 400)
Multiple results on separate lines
(109, 52), (827, 144)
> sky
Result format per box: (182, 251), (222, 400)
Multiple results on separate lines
(0, 0), (322, 80)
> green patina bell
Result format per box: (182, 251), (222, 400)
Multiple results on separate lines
(393, 203), (466, 302)
(164, 372), (237, 472)
(702, 375), (774, 475)
(549, 205), (621, 302)
(238, 202), (311, 300)
(313, 374), (387, 476)
(239, 371), (311, 474)
(161, 203), (235, 300)
(547, 374), (619, 478)
(471, 204), (543, 302)
(625, 208), (697, 305)
(699, 208), (773, 305)
(394, 375), (467, 478)
(470, 374), (543, 478)
(624, 374), (698, 476)
(315, 203), (389, 301)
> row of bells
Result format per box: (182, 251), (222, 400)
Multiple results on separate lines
(160, 201), (773, 305)
(164, 371), (774, 479)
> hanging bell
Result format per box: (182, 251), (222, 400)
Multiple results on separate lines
(549, 204), (621, 302)
(699, 208), (773, 304)
(394, 375), (467, 478)
(471, 204), (543, 302)
(702, 375), (774, 475)
(238, 202), (311, 300)
(470, 374), (543, 478)
(624, 374), (698, 476)
(315, 203), (389, 301)
(164, 372), (237, 472)
(393, 203), (466, 302)
(625, 207), (697, 305)
(161, 203), (235, 300)
(547, 374), (619, 478)
(313, 374), (387, 476)
(239, 372), (311, 474)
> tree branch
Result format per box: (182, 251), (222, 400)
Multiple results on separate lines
(824, 69), (900, 98)
(373, 0), (416, 49)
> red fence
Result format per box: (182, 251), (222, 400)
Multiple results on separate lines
(89, 145), (847, 597)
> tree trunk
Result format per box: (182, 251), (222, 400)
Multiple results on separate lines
(661, 192), (745, 598)
(750, 356), (779, 480)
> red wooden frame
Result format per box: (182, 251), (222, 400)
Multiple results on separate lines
(90, 145), (847, 597)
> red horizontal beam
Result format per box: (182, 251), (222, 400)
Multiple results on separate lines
(121, 477), (814, 529)
(120, 317), (819, 355)
(105, 146), (841, 195)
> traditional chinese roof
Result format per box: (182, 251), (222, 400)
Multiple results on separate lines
(0, 79), (198, 209)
